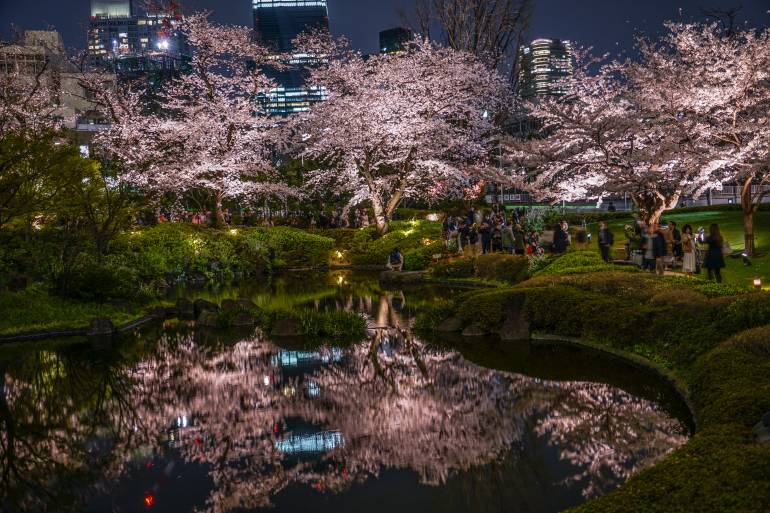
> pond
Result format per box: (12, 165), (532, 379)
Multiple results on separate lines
(0, 271), (691, 513)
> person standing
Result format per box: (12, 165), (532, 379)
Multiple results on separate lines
(513, 224), (526, 255)
(642, 225), (657, 272)
(598, 221), (614, 262)
(671, 221), (683, 264)
(502, 223), (514, 254)
(654, 225), (668, 275)
(479, 219), (492, 254)
(704, 223), (726, 283)
(552, 223), (569, 254)
(681, 224), (696, 276)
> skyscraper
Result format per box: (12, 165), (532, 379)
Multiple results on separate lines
(379, 27), (412, 54)
(253, 0), (329, 116)
(87, 0), (186, 78)
(517, 38), (573, 98)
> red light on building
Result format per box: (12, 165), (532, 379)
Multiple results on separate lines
(143, 494), (155, 507)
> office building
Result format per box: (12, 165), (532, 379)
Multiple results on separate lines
(379, 27), (412, 54)
(0, 30), (117, 147)
(87, 0), (186, 78)
(253, 0), (329, 116)
(517, 38), (573, 98)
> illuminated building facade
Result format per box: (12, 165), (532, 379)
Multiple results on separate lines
(253, 0), (329, 115)
(379, 27), (412, 54)
(517, 38), (573, 98)
(87, 0), (186, 77)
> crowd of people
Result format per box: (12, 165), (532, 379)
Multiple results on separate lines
(441, 205), (569, 257)
(621, 218), (728, 282)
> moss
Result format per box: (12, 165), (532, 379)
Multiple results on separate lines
(414, 266), (770, 513)
(568, 426), (770, 513)
(474, 254), (530, 283)
(430, 257), (476, 279)
(345, 220), (443, 269)
(690, 327), (770, 430)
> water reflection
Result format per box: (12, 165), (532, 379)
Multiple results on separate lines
(1, 324), (688, 513)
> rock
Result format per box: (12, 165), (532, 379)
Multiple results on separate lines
(165, 306), (179, 318)
(379, 270), (426, 285)
(271, 317), (305, 337)
(436, 317), (464, 333)
(499, 313), (531, 341)
(194, 299), (219, 317)
(221, 298), (259, 312)
(197, 310), (220, 327)
(8, 275), (28, 292)
(237, 298), (259, 311)
(145, 306), (167, 320)
(220, 299), (241, 312)
(230, 311), (255, 327)
(176, 298), (195, 320)
(755, 412), (770, 444)
(462, 324), (488, 337)
(87, 317), (114, 336)
(187, 270), (208, 287)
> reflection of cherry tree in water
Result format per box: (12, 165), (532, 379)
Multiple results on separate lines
(535, 382), (687, 498)
(129, 330), (686, 512)
(0, 328), (687, 513)
(0, 348), (145, 512)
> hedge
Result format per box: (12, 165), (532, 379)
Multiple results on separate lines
(345, 220), (445, 270)
(413, 260), (770, 512)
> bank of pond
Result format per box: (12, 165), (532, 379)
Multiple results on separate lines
(2, 269), (769, 512)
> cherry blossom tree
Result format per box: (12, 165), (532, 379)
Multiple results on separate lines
(658, 23), (770, 255)
(291, 35), (510, 235)
(98, 13), (294, 226)
(506, 42), (724, 226)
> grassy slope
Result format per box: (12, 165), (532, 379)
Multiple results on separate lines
(0, 287), (152, 336)
(586, 210), (770, 287)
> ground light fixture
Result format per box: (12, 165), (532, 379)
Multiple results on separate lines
(754, 277), (762, 290)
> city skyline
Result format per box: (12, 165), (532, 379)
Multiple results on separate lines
(3, 0), (769, 57)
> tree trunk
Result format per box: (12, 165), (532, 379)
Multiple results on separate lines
(740, 179), (756, 256)
(213, 192), (225, 228)
(371, 199), (389, 236)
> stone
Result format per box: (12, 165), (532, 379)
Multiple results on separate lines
(8, 275), (28, 292)
(379, 270), (426, 285)
(220, 299), (241, 312)
(187, 270), (208, 287)
(197, 310), (220, 327)
(436, 317), (464, 333)
(271, 317), (305, 337)
(176, 298), (195, 320)
(237, 298), (259, 311)
(87, 317), (114, 336)
(755, 411), (770, 444)
(499, 313), (531, 341)
(230, 311), (255, 327)
(194, 299), (219, 317)
(462, 324), (488, 337)
(145, 306), (167, 320)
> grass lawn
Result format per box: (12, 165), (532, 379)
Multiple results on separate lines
(584, 210), (770, 288)
(0, 286), (154, 336)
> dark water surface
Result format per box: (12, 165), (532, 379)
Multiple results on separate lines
(0, 272), (690, 513)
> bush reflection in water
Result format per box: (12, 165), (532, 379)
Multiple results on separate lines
(0, 323), (687, 513)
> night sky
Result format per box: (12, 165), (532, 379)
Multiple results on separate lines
(1, 0), (769, 56)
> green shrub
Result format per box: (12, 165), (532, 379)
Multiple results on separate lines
(262, 308), (367, 341)
(55, 253), (143, 303)
(534, 250), (618, 276)
(474, 254), (529, 283)
(430, 258), (476, 279)
(242, 227), (333, 268)
(346, 220), (443, 269)
(412, 300), (457, 332)
(691, 326), (770, 429)
(568, 426), (770, 513)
